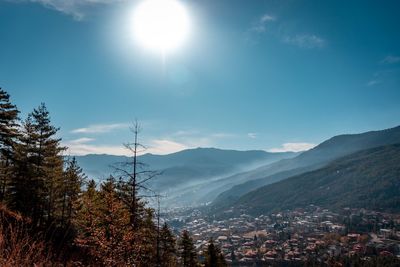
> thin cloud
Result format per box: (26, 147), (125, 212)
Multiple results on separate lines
(260, 14), (276, 23)
(63, 138), (130, 156)
(366, 69), (400, 87)
(250, 13), (276, 33)
(380, 55), (400, 64)
(247, 133), (257, 139)
(71, 123), (129, 134)
(367, 80), (381, 87)
(283, 34), (326, 49)
(64, 137), (189, 156)
(146, 139), (189, 155)
(210, 133), (236, 138)
(9, 0), (126, 20)
(173, 130), (200, 137)
(268, 142), (316, 153)
(171, 130), (234, 145)
(68, 137), (95, 144)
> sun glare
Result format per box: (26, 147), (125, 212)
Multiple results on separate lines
(133, 0), (190, 53)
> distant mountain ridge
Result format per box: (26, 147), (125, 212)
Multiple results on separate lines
(75, 147), (295, 182)
(212, 125), (400, 208)
(230, 144), (400, 215)
(74, 147), (297, 206)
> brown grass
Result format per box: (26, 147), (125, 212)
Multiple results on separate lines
(0, 204), (52, 266)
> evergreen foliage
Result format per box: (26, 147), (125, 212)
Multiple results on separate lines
(0, 88), (19, 201)
(179, 230), (198, 267)
(160, 223), (178, 266)
(203, 239), (227, 267)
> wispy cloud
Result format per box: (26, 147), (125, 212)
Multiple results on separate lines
(247, 133), (257, 139)
(71, 123), (129, 134)
(210, 133), (236, 138)
(366, 69), (400, 87)
(244, 13), (276, 45)
(68, 137), (96, 144)
(268, 142), (316, 153)
(63, 138), (130, 156)
(8, 0), (126, 20)
(283, 34), (326, 49)
(380, 55), (400, 65)
(250, 13), (276, 33)
(170, 130), (234, 146)
(64, 137), (190, 156)
(366, 80), (381, 87)
(146, 139), (189, 155)
(245, 14), (326, 49)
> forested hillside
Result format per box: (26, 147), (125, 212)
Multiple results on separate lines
(231, 144), (400, 215)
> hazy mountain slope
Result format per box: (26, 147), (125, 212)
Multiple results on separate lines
(212, 125), (400, 207)
(74, 148), (296, 206)
(231, 144), (400, 215)
(75, 148), (294, 182)
(211, 164), (323, 209)
(72, 154), (129, 181)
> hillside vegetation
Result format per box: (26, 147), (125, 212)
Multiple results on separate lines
(232, 144), (400, 215)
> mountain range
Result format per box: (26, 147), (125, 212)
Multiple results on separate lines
(74, 125), (400, 210)
(74, 148), (296, 206)
(211, 125), (400, 209)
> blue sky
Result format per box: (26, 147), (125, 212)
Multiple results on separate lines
(1, 0), (400, 155)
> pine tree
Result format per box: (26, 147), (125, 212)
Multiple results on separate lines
(179, 230), (198, 267)
(11, 116), (35, 215)
(61, 157), (85, 226)
(134, 208), (158, 266)
(85, 179), (97, 198)
(30, 103), (65, 226)
(75, 177), (134, 266)
(0, 88), (19, 202)
(11, 103), (65, 226)
(160, 223), (177, 267)
(203, 239), (227, 267)
(204, 239), (218, 267)
(230, 248), (236, 264)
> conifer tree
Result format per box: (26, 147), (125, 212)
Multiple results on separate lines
(160, 223), (177, 266)
(179, 230), (198, 267)
(203, 239), (227, 267)
(75, 177), (134, 266)
(134, 208), (158, 266)
(85, 179), (97, 198)
(11, 103), (65, 226)
(30, 103), (65, 225)
(61, 157), (85, 226)
(0, 88), (19, 202)
(11, 116), (37, 215)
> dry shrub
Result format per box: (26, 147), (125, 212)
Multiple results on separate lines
(0, 204), (52, 266)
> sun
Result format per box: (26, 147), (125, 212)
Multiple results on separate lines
(133, 0), (190, 53)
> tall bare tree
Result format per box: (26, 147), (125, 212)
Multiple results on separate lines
(113, 121), (160, 230)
